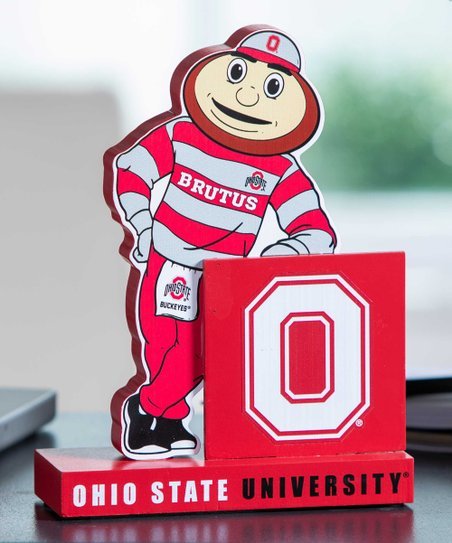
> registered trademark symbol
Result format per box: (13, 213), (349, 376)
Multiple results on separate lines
(355, 419), (363, 427)
(403, 472), (410, 478)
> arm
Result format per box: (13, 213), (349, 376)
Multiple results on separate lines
(116, 122), (175, 261)
(263, 159), (336, 256)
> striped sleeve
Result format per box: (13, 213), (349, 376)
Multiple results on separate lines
(269, 159), (337, 253)
(116, 122), (175, 199)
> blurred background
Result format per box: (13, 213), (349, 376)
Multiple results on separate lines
(1, 0), (451, 411)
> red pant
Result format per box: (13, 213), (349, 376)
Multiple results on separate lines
(138, 248), (203, 419)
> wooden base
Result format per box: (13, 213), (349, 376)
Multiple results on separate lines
(35, 447), (414, 517)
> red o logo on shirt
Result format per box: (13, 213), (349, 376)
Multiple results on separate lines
(249, 171), (264, 191)
(170, 277), (186, 300)
(164, 276), (191, 301)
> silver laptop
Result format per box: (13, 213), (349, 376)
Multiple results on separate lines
(0, 388), (56, 452)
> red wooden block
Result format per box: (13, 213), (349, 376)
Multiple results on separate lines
(35, 447), (413, 517)
(34, 252), (413, 516)
(204, 252), (406, 460)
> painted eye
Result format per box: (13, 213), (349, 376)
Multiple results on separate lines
(264, 73), (284, 98)
(227, 58), (247, 83)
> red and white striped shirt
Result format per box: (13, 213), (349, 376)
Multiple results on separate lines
(116, 117), (336, 269)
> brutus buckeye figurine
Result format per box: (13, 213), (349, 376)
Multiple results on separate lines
(104, 25), (337, 460)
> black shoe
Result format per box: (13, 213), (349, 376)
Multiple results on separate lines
(123, 394), (170, 456)
(157, 417), (198, 453)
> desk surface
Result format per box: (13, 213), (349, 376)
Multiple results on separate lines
(0, 413), (451, 543)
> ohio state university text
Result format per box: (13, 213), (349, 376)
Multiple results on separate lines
(70, 471), (405, 508)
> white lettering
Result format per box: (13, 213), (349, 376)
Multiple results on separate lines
(191, 178), (206, 194)
(73, 485), (86, 508)
(111, 483), (118, 506)
(184, 480), (198, 502)
(178, 171), (192, 187)
(169, 481), (181, 503)
(176, 171), (262, 211)
(245, 196), (258, 211)
(200, 479), (213, 501)
(92, 484), (105, 506)
(151, 481), (164, 504)
(204, 185), (219, 201)
(123, 483), (136, 505)
(232, 192), (246, 208)
(72, 483), (140, 507)
(218, 479), (228, 501)
(218, 188), (233, 204)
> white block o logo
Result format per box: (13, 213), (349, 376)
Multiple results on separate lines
(244, 275), (370, 441)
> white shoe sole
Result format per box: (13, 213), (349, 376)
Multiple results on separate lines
(171, 439), (197, 450)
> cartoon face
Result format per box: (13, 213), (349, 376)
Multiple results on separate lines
(193, 53), (307, 141)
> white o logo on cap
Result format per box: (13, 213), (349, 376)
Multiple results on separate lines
(266, 35), (280, 53)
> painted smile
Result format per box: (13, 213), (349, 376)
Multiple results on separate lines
(211, 98), (271, 125)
